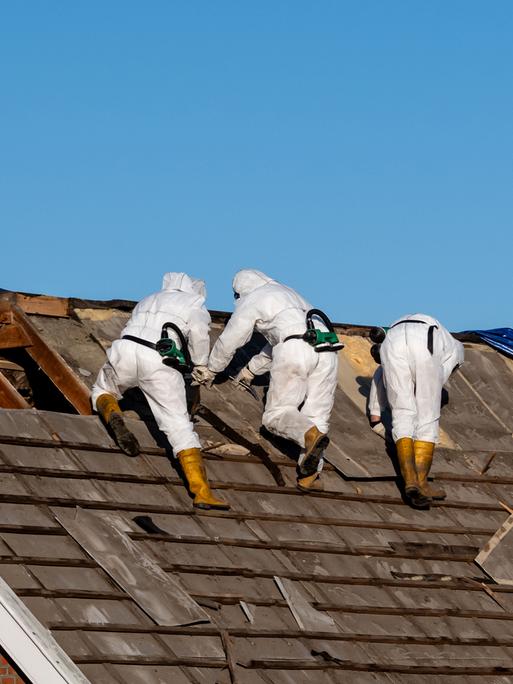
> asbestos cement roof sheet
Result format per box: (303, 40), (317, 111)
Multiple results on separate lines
(0, 296), (510, 680)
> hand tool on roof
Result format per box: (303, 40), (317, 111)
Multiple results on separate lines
(230, 375), (259, 401)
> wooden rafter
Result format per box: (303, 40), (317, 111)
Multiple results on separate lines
(0, 309), (32, 350)
(0, 372), (30, 409)
(0, 302), (91, 415)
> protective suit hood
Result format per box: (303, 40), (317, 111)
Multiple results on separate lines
(232, 269), (274, 297)
(162, 272), (206, 299)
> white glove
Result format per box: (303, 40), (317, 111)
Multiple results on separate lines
(234, 366), (255, 389)
(371, 421), (386, 439)
(191, 365), (216, 388)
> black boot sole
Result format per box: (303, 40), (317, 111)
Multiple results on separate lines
(193, 502), (230, 511)
(300, 435), (330, 476)
(407, 488), (431, 509)
(109, 414), (141, 457)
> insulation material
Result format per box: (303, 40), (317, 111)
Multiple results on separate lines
(337, 334), (377, 413)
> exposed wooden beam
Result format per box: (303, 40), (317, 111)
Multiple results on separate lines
(0, 302), (91, 415)
(0, 372), (30, 409)
(14, 305), (91, 414)
(0, 292), (69, 317)
(15, 293), (69, 317)
(0, 321), (32, 350)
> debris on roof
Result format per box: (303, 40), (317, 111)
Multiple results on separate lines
(274, 576), (338, 632)
(0, 297), (91, 414)
(475, 511), (513, 585)
(55, 507), (211, 626)
(0, 290), (511, 681)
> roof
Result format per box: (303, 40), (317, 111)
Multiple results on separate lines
(0, 291), (512, 682)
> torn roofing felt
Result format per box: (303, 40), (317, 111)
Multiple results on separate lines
(0, 291), (511, 681)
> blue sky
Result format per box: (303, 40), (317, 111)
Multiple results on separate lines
(0, 1), (511, 330)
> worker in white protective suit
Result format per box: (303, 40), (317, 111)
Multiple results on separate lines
(91, 272), (229, 510)
(368, 314), (464, 506)
(192, 269), (341, 490)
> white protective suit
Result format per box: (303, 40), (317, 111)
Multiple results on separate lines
(374, 313), (464, 443)
(91, 273), (210, 454)
(208, 270), (339, 449)
(368, 365), (388, 418)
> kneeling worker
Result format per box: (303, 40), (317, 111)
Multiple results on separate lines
(91, 272), (229, 510)
(368, 314), (463, 506)
(193, 269), (342, 490)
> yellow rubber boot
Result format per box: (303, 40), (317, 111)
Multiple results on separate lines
(414, 440), (446, 500)
(297, 471), (322, 491)
(300, 426), (329, 476)
(96, 393), (122, 422)
(396, 437), (420, 496)
(178, 448), (230, 510)
(96, 393), (140, 457)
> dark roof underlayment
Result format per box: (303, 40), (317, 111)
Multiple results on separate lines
(0, 292), (512, 682)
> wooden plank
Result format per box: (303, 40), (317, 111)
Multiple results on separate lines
(55, 507), (210, 626)
(15, 293), (70, 318)
(220, 630), (237, 684)
(0, 322), (32, 350)
(4, 304), (91, 415)
(475, 513), (513, 584)
(274, 576), (338, 632)
(0, 372), (30, 409)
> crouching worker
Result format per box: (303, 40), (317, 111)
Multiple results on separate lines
(367, 345), (388, 441)
(193, 269), (341, 491)
(368, 314), (463, 507)
(91, 272), (229, 510)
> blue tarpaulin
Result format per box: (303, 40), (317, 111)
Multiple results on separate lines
(465, 328), (513, 357)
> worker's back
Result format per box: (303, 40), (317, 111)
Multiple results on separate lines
(233, 269), (313, 345)
(122, 272), (211, 365)
(382, 313), (463, 383)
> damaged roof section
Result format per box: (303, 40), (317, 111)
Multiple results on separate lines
(0, 291), (512, 680)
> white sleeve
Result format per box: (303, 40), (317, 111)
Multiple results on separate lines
(248, 343), (273, 376)
(208, 298), (258, 373)
(368, 366), (388, 417)
(441, 334), (464, 384)
(187, 307), (211, 366)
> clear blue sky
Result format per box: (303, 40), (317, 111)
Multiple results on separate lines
(1, 2), (511, 330)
